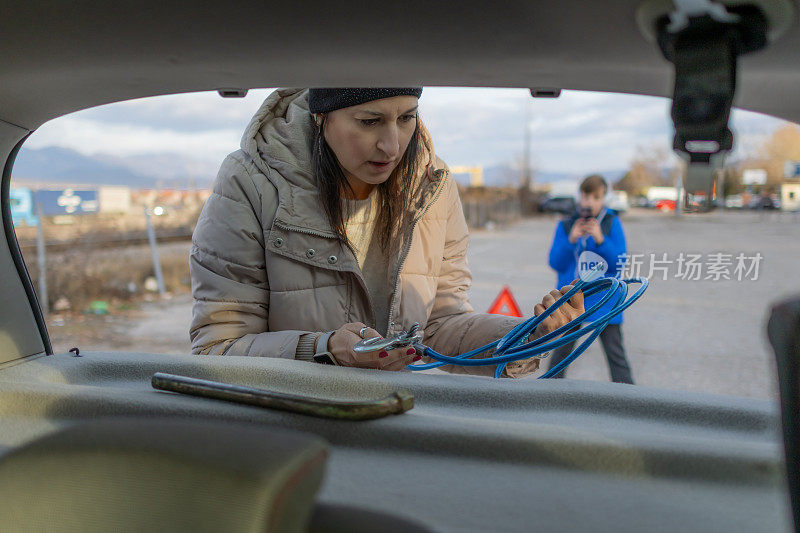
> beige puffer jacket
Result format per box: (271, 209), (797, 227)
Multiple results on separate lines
(189, 88), (538, 377)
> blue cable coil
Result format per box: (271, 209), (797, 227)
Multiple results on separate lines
(407, 275), (649, 378)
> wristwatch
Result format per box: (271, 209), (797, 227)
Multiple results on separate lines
(312, 353), (336, 365)
(312, 331), (338, 365)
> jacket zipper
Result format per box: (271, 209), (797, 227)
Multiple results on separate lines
(386, 171), (449, 334)
(273, 219), (334, 239)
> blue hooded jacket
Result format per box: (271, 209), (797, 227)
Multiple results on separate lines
(547, 208), (627, 325)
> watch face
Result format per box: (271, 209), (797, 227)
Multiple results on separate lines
(312, 353), (335, 365)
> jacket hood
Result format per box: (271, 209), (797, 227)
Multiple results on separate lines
(239, 88), (445, 233)
(241, 88), (317, 192)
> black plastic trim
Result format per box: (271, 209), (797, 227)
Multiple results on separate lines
(1, 133), (53, 356)
(767, 297), (800, 532)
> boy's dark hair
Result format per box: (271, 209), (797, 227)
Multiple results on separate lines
(580, 174), (608, 195)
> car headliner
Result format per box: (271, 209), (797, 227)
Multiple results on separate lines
(0, 4), (795, 530)
(1, 0), (800, 131)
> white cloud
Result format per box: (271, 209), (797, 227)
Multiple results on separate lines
(420, 89), (678, 172)
(26, 115), (243, 163)
(77, 89), (275, 132)
(22, 87), (793, 177)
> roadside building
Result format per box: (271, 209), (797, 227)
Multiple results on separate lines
(781, 180), (800, 211)
(98, 186), (132, 213)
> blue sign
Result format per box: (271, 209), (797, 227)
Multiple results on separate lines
(34, 189), (99, 216)
(9, 188), (39, 226)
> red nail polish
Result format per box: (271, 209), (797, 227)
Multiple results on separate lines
(379, 351), (388, 358)
(413, 355), (422, 361)
(406, 348), (416, 355)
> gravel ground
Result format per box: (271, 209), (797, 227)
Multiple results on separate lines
(49, 208), (800, 400)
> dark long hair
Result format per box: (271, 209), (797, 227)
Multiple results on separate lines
(312, 116), (429, 255)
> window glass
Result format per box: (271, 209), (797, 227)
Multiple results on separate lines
(11, 88), (800, 399)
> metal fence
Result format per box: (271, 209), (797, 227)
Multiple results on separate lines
(461, 195), (522, 229)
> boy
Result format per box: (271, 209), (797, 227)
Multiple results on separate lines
(546, 174), (633, 384)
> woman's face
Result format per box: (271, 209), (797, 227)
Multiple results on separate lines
(319, 95), (418, 190)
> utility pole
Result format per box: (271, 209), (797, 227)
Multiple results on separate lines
(144, 207), (166, 297)
(523, 96), (531, 189)
(717, 167), (726, 211)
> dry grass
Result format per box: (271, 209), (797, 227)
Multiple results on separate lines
(24, 241), (192, 313)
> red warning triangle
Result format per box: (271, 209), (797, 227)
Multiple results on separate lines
(487, 286), (523, 317)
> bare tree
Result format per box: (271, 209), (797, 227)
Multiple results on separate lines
(501, 152), (537, 188)
(758, 123), (800, 184)
(615, 144), (674, 195)
(733, 123), (800, 193)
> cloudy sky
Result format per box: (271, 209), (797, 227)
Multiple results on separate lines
(22, 87), (791, 177)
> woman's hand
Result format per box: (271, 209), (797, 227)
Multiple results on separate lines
(503, 283), (584, 378)
(532, 282), (584, 339)
(328, 322), (420, 371)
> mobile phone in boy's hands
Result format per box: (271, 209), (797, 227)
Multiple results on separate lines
(579, 206), (593, 219)
(568, 218), (587, 243)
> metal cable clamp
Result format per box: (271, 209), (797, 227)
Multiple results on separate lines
(353, 322), (423, 354)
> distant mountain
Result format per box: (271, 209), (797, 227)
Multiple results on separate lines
(13, 145), (626, 190)
(95, 153), (218, 187)
(12, 146), (215, 189)
(13, 146), (150, 187)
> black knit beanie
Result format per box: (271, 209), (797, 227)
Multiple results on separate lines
(308, 88), (423, 114)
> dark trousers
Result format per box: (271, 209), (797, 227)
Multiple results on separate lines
(546, 323), (634, 384)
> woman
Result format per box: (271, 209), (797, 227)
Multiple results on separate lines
(189, 88), (583, 377)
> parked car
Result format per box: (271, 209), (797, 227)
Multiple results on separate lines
(655, 199), (677, 212)
(684, 194), (717, 213)
(724, 194), (744, 209)
(540, 195), (576, 215)
(748, 195), (780, 210)
(607, 190), (629, 213)
(646, 186), (679, 207)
